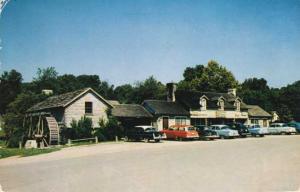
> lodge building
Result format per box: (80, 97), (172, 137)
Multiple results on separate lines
(27, 84), (272, 131)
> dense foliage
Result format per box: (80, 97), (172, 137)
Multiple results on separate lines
(1, 61), (299, 147)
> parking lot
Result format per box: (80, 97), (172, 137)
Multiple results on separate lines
(0, 135), (300, 192)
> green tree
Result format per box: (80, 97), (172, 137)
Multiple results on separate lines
(178, 60), (238, 92)
(2, 92), (47, 147)
(238, 78), (273, 111)
(31, 67), (59, 93)
(131, 76), (166, 104)
(0, 70), (23, 114)
(114, 84), (134, 103)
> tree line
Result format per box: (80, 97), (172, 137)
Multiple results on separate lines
(0, 60), (299, 130)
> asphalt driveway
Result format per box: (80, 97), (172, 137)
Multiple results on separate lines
(0, 135), (300, 192)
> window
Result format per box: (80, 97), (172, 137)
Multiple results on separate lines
(85, 102), (93, 114)
(218, 99), (224, 110)
(175, 117), (187, 125)
(235, 100), (241, 111)
(200, 98), (207, 110)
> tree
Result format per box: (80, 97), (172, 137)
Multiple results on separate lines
(31, 67), (59, 93)
(238, 78), (273, 111)
(131, 76), (166, 104)
(2, 92), (47, 147)
(0, 70), (23, 114)
(178, 60), (238, 92)
(114, 84), (134, 103)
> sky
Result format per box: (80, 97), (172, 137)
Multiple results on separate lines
(0, 0), (299, 88)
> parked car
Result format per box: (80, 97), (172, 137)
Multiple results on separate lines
(161, 125), (199, 141)
(287, 121), (300, 133)
(194, 125), (219, 140)
(248, 124), (269, 137)
(268, 123), (297, 135)
(124, 125), (165, 142)
(210, 125), (239, 139)
(227, 123), (250, 138)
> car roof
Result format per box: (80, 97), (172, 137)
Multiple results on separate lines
(210, 124), (228, 127)
(134, 125), (154, 129)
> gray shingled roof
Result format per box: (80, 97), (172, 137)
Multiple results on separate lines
(175, 90), (248, 110)
(247, 105), (272, 118)
(143, 100), (189, 116)
(112, 104), (153, 118)
(27, 88), (112, 112)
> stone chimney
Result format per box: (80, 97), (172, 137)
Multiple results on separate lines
(227, 88), (236, 96)
(42, 89), (53, 95)
(166, 83), (177, 102)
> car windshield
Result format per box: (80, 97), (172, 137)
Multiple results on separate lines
(187, 127), (195, 131)
(145, 128), (156, 132)
(221, 126), (230, 130)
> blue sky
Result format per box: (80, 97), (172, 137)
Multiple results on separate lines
(0, 0), (299, 87)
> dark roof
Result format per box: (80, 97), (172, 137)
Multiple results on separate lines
(247, 105), (272, 118)
(111, 104), (153, 118)
(175, 90), (248, 110)
(28, 88), (112, 112)
(143, 100), (189, 116)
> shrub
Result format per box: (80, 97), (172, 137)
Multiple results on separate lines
(70, 116), (93, 139)
(98, 116), (123, 140)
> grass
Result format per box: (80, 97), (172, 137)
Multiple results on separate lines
(0, 140), (61, 159)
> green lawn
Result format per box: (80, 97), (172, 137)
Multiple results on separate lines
(0, 142), (61, 159)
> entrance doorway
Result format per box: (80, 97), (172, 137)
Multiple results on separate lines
(162, 117), (169, 129)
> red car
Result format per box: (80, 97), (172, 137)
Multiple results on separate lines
(161, 125), (199, 140)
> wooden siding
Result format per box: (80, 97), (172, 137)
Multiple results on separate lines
(64, 92), (109, 127)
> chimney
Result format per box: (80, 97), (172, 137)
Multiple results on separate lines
(42, 89), (53, 95)
(228, 88), (236, 96)
(166, 83), (177, 102)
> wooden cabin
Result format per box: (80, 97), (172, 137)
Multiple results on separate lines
(27, 88), (113, 128)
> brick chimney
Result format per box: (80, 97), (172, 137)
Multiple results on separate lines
(166, 83), (177, 102)
(227, 88), (236, 96)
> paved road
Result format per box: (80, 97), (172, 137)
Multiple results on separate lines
(1, 135), (300, 192)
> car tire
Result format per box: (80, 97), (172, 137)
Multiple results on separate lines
(259, 134), (264, 137)
(155, 139), (160, 143)
(220, 135), (225, 139)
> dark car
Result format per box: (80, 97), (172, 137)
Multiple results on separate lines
(227, 123), (250, 138)
(288, 121), (300, 133)
(124, 126), (164, 142)
(194, 125), (219, 140)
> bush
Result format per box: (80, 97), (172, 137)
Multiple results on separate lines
(98, 116), (123, 140)
(71, 116), (93, 139)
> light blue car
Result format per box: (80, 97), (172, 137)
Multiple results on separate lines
(210, 125), (239, 139)
(248, 124), (269, 137)
(268, 123), (297, 135)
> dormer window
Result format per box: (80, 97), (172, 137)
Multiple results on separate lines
(235, 100), (241, 111)
(218, 99), (224, 110)
(200, 98), (207, 111)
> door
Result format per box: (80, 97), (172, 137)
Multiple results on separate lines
(163, 117), (169, 129)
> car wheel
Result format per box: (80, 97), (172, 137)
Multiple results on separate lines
(259, 134), (264, 137)
(220, 135), (225, 139)
(155, 139), (160, 143)
(179, 137), (183, 141)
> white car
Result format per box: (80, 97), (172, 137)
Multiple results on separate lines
(268, 123), (297, 135)
(210, 125), (240, 139)
(248, 124), (269, 137)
